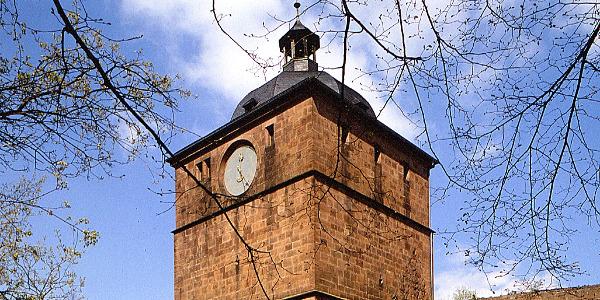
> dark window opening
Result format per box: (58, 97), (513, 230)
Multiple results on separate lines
(203, 158), (211, 182)
(266, 124), (275, 147)
(374, 146), (383, 203)
(355, 102), (369, 112)
(402, 161), (410, 182)
(243, 98), (258, 113)
(195, 162), (203, 181)
(374, 145), (381, 164)
(340, 125), (349, 144)
(401, 161), (411, 210)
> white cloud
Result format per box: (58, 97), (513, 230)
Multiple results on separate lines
(120, 0), (287, 99)
(118, 0), (430, 140)
(435, 252), (556, 300)
(435, 262), (516, 299)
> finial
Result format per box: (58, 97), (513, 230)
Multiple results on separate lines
(294, 2), (301, 20)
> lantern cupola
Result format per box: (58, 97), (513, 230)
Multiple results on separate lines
(278, 2), (320, 72)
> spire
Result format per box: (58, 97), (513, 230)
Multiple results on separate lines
(279, 1), (320, 72)
(294, 1), (301, 21)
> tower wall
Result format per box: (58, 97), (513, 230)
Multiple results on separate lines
(309, 93), (431, 227)
(173, 92), (433, 299)
(174, 96), (320, 300)
(312, 184), (431, 299)
(174, 180), (317, 299)
(174, 95), (318, 229)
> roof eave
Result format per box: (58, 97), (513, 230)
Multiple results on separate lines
(166, 77), (438, 169)
(166, 76), (319, 166)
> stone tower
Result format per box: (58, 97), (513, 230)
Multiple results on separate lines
(168, 5), (437, 300)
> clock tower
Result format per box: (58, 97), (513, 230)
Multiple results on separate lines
(168, 4), (437, 299)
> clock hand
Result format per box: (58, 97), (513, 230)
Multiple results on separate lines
(236, 165), (251, 187)
(236, 165), (245, 183)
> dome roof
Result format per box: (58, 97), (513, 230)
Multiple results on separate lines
(231, 71), (376, 120)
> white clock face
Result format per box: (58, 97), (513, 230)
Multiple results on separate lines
(223, 145), (258, 196)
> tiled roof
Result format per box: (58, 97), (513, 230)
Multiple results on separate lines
(231, 70), (376, 120)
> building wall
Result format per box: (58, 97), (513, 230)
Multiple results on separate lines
(310, 93), (431, 227)
(174, 180), (317, 300)
(173, 92), (433, 299)
(312, 180), (432, 299)
(174, 95), (318, 229)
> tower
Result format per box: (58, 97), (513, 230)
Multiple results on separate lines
(168, 5), (436, 299)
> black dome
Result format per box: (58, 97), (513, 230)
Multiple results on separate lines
(231, 71), (376, 120)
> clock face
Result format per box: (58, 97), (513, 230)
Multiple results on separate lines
(223, 145), (258, 196)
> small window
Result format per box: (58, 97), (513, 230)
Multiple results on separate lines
(195, 161), (203, 181)
(374, 144), (381, 164)
(340, 125), (349, 144)
(373, 146), (383, 203)
(401, 161), (411, 210)
(355, 102), (369, 112)
(266, 124), (275, 146)
(402, 161), (410, 182)
(203, 157), (211, 181)
(243, 98), (258, 112)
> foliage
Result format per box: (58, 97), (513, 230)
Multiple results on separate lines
(213, 0), (599, 283)
(0, 0), (184, 298)
(0, 0), (183, 179)
(0, 177), (97, 299)
(515, 278), (547, 293)
(452, 287), (477, 300)
(356, 0), (590, 281)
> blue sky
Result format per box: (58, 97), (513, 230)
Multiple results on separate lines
(9, 1), (598, 299)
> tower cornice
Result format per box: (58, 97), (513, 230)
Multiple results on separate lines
(166, 76), (437, 169)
